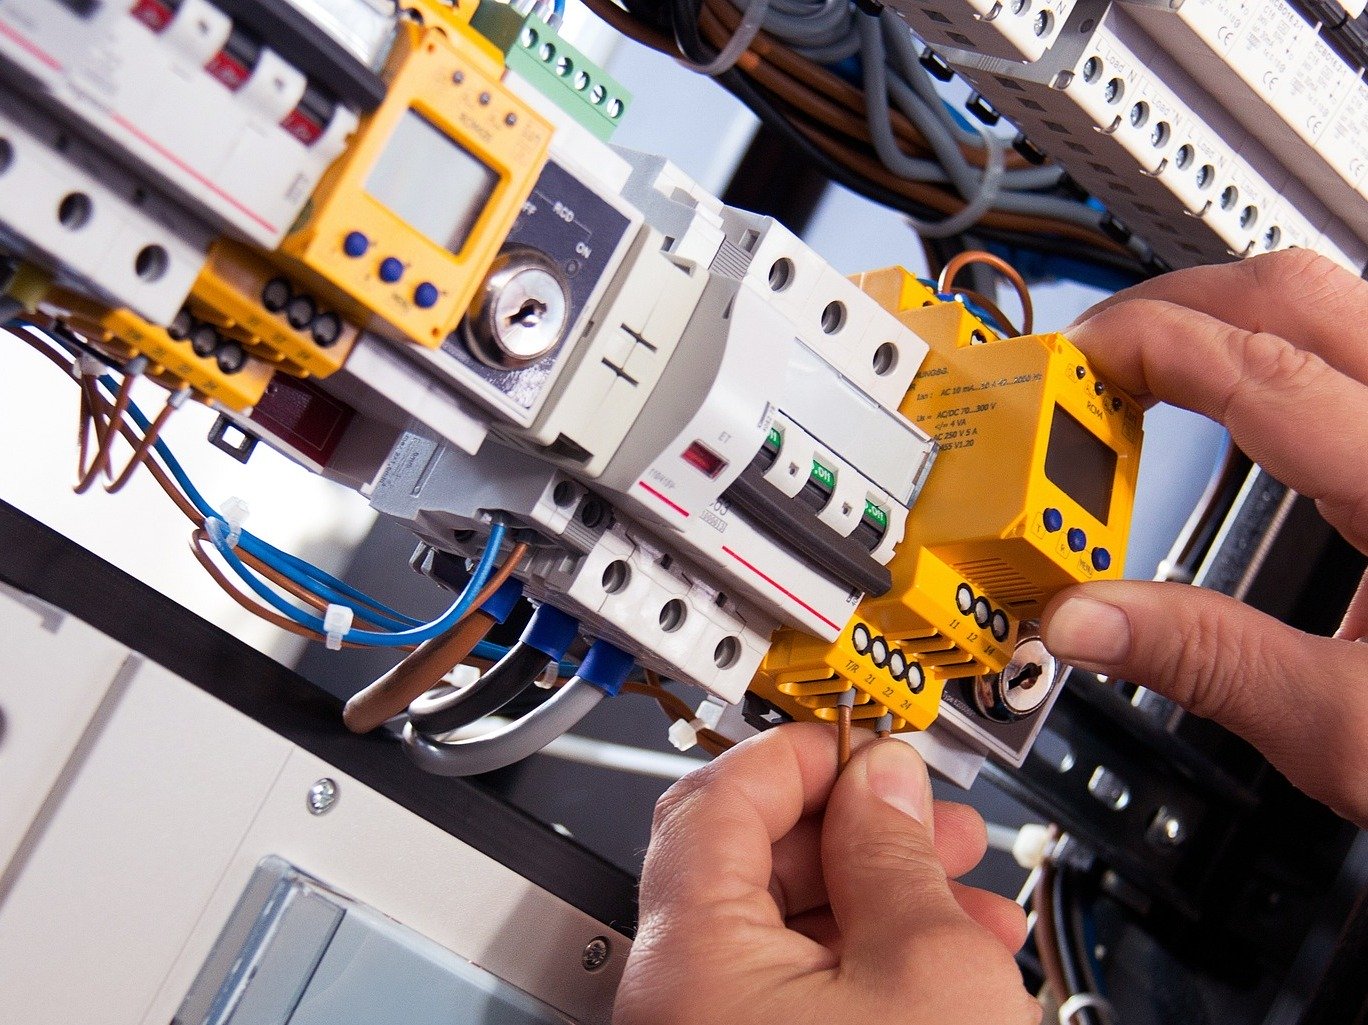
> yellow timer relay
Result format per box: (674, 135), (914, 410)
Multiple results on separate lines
(274, 16), (552, 349)
(750, 266), (1143, 735)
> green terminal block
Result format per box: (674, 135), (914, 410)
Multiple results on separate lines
(470, 3), (632, 141)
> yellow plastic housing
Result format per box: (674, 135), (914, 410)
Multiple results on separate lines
(50, 292), (274, 412)
(190, 241), (360, 379)
(274, 20), (552, 348)
(751, 266), (1144, 733)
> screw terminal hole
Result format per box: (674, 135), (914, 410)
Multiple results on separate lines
(602, 560), (630, 594)
(768, 257), (794, 292)
(714, 636), (741, 669)
(659, 599), (687, 632)
(58, 192), (93, 230)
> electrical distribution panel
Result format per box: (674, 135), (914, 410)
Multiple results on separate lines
(0, 0), (1149, 776)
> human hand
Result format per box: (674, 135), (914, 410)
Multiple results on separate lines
(1041, 249), (1368, 827)
(614, 724), (1038, 1025)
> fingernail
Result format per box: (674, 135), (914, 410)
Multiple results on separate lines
(1044, 596), (1132, 668)
(865, 741), (931, 825)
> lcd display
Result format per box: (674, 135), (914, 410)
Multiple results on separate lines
(365, 110), (498, 254)
(1043, 406), (1116, 523)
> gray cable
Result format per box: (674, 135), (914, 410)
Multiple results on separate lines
(407, 641), (551, 735)
(792, 32), (862, 64)
(861, 13), (1004, 237)
(401, 677), (605, 776)
(882, 11), (976, 144)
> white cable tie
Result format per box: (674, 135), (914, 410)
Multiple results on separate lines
(534, 661), (560, 690)
(1059, 993), (1117, 1025)
(323, 603), (353, 651)
(1012, 823), (1056, 870)
(694, 696), (727, 730)
(220, 496), (249, 549)
(668, 718), (699, 752)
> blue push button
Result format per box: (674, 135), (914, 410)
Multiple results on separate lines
(379, 257), (404, 283)
(414, 281), (439, 308)
(1091, 547), (1112, 571)
(1067, 527), (1087, 552)
(343, 231), (369, 258)
(1043, 507), (1063, 533)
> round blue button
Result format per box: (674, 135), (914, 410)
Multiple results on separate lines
(379, 257), (404, 283)
(1043, 507), (1063, 533)
(1091, 547), (1112, 571)
(343, 231), (369, 258)
(1067, 527), (1087, 552)
(413, 281), (439, 308)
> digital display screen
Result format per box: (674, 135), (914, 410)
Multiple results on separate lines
(1043, 406), (1116, 524)
(365, 110), (498, 254)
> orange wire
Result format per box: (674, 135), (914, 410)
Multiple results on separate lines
(105, 393), (182, 494)
(75, 369), (136, 493)
(938, 251), (1035, 335)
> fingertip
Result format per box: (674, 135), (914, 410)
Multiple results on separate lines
(1040, 590), (1133, 672)
(933, 801), (989, 879)
(851, 738), (934, 826)
(949, 882), (1030, 953)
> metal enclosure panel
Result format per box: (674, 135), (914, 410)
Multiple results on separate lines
(0, 660), (293, 1025)
(0, 585), (130, 876)
(0, 578), (627, 1024)
(143, 745), (627, 1025)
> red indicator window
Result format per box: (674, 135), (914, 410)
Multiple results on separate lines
(130, 0), (176, 32)
(682, 441), (727, 478)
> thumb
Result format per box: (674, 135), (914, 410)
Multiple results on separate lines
(1042, 580), (1368, 826)
(820, 740), (968, 972)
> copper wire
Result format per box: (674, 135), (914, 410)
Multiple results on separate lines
(13, 325), (521, 660)
(343, 611), (499, 733)
(105, 393), (182, 494)
(628, 668), (734, 755)
(189, 528), (377, 648)
(75, 369), (136, 493)
(938, 251), (1035, 335)
(954, 286), (1021, 338)
(837, 701), (852, 769)
(697, 0), (1031, 171)
(1033, 861), (1071, 1009)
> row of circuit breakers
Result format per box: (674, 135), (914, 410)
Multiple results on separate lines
(0, 0), (1147, 769)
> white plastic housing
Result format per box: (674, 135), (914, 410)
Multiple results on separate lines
(0, 94), (211, 323)
(0, 0), (358, 247)
(941, 4), (1368, 272)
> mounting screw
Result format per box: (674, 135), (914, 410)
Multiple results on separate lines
(581, 936), (611, 971)
(1146, 807), (1185, 847)
(307, 778), (338, 815)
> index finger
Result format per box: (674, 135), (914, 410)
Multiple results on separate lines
(639, 724), (853, 924)
(1070, 250), (1368, 385)
(1069, 298), (1368, 550)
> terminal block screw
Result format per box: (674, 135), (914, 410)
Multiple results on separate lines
(582, 937), (611, 971)
(307, 778), (338, 815)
